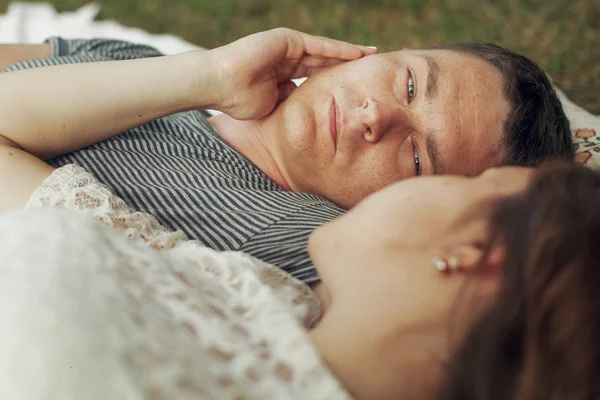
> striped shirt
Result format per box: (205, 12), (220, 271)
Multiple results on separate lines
(4, 37), (346, 283)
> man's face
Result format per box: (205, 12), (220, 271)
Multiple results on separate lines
(274, 49), (510, 209)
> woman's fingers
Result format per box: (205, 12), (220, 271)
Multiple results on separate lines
(301, 33), (364, 60)
(355, 45), (378, 55)
(297, 55), (350, 68)
(289, 53), (380, 79)
(213, 27), (378, 118)
(287, 58), (344, 80)
(282, 28), (377, 60)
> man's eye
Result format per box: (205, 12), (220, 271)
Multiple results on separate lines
(412, 136), (421, 176)
(407, 71), (415, 102)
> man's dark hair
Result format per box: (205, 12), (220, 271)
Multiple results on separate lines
(431, 43), (574, 166)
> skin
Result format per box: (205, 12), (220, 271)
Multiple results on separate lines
(0, 28), (376, 211)
(1, 31), (510, 213)
(211, 49), (510, 209)
(307, 166), (534, 400)
(0, 32), (532, 399)
(0, 43), (51, 71)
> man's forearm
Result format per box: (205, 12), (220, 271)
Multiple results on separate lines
(0, 50), (221, 159)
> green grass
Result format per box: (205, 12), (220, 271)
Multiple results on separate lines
(3, 0), (599, 113)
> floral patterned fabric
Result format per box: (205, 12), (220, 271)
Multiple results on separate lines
(555, 88), (600, 168)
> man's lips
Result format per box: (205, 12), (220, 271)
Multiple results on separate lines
(329, 99), (338, 150)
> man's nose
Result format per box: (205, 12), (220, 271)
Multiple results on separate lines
(360, 97), (407, 143)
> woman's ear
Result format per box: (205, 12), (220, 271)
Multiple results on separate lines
(450, 241), (505, 273)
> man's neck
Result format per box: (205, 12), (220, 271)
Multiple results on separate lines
(208, 113), (292, 190)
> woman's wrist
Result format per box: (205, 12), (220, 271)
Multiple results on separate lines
(178, 49), (228, 113)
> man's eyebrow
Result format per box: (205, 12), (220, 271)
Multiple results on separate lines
(418, 54), (440, 102)
(425, 129), (443, 175)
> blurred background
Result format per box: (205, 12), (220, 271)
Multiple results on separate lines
(1, 0), (598, 113)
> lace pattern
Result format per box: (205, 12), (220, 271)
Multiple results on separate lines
(0, 164), (352, 399)
(26, 164), (189, 250)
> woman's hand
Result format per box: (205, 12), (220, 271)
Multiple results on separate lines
(209, 28), (376, 120)
(0, 29), (374, 207)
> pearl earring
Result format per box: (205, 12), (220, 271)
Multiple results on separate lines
(433, 255), (461, 272)
(432, 256), (448, 272)
(448, 256), (461, 270)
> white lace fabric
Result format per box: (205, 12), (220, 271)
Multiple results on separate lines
(26, 164), (190, 251)
(0, 164), (350, 399)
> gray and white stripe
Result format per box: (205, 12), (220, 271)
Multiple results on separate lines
(4, 37), (346, 283)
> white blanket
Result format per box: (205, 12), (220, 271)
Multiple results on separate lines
(0, 2), (201, 54)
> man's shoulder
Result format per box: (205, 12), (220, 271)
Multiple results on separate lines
(235, 193), (344, 281)
(252, 192), (345, 226)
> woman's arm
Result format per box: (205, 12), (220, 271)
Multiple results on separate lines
(0, 141), (54, 210)
(0, 29), (374, 161)
(0, 50), (220, 160)
(0, 43), (51, 71)
(0, 29), (374, 211)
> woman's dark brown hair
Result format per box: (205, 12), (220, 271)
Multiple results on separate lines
(442, 162), (600, 400)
